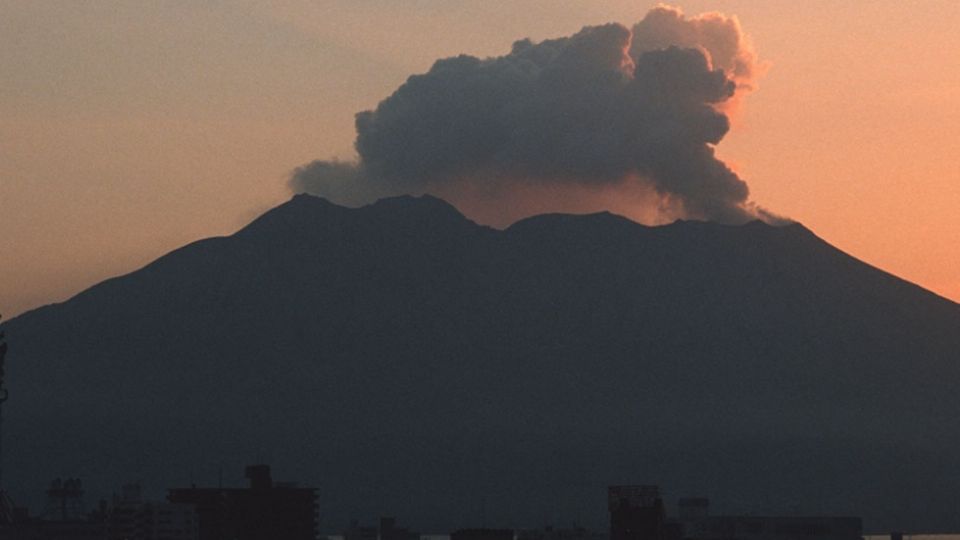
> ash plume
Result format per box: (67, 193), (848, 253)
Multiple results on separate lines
(292, 5), (784, 225)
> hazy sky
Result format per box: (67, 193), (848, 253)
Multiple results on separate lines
(2, 0), (958, 317)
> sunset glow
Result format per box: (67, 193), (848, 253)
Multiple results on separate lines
(1, 1), (957, 315)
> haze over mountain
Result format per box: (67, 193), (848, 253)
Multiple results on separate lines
(3, 194), (960, 532)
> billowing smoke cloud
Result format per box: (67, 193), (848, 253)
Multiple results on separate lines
(631, 5), (760, 92)
(292, 5), (784, 225)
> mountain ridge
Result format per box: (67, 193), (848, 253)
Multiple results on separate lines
(18, 194), (954, 321)
(3, 194), (960, 531)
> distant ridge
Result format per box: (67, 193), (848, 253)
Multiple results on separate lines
(3, 194), (960, 532)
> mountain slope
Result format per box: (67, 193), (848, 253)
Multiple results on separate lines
(4, 194), (960, 531)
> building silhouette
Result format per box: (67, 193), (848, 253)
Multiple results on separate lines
(0, 478), (105, 540)
(342, 519), (378, 540)
(35, 478), (105, 540)
(668, 498), (861, 540)
(167, 464), (317, 540)
(517, 525), (606, 540)
(608, 486), (863, 540)
(378, 517), (419, 540)
(0, 480), (201, 540)
(450, 529), (514, 540)
(677, 499), (709, 522)
(107, 483), (197, 540)
(342, 517), (418, 540)
(608, 486), (666, 540)
(43, 479), (88, 523)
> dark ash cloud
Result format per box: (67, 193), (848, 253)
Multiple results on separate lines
(292, 5), (784, 225)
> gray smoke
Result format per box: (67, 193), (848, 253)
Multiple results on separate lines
(292, 6), (782, 225)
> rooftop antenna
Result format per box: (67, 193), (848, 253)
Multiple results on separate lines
(0, 313), (13, 524)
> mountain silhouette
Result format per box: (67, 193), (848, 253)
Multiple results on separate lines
(3, 194), (959, 532)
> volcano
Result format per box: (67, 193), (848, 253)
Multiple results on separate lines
(4, 194), (959, 532)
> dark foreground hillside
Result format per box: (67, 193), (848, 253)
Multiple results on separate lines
(4, 194), (960, 531)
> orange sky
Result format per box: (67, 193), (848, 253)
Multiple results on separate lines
(1, 1), (958, 317)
